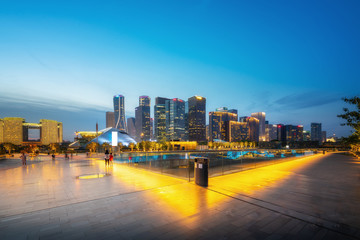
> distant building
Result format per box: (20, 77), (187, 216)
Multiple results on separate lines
(165, 98), (186, 141)
(126, 117), (136, 139)
(303, 131), (311, 141)
(154, 97), (169, 142)
(311, 123), (322, 143)
(205, 125), (209, 141)
(113, 95), (126, 131)
(135, 96), (151, 141)
(322, 131), (327, 143)
(277, 124), (286, 142)
(150, 118), (154, 140)
(285, 125), (303, 142)
(242, 117), (259, 142)
(251, 112), (266, 141)
(0, 117), (62, 145)
(266, 122), (278, 141)
(188, 96), (206, 142)
(184, 101), (189, 141)
(228, 109), (238, 115)
(106, 112), (115, 128)
(209, 110), (238, 142)
(229, 121), (250, 142)
(239, 116), (248, 123)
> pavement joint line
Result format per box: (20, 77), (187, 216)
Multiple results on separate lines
(0, 181), (187, 221)
(205, 185), (360, 240)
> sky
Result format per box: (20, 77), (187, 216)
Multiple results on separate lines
(0, 0), (359, 141)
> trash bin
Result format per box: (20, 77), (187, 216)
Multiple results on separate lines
(194, 157), (209, 187)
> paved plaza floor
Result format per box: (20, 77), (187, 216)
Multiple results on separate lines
(0, 152), (359, 239)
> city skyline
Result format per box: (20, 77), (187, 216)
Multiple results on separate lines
(1, 1), (359, 140)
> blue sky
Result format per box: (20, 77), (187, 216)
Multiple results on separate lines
(0, 0), (359, 140)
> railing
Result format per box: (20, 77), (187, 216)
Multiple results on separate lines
(113, 149), (316, 181)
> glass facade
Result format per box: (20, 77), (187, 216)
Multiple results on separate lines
(154, 97), (169, 142)
(135, 96), (151, 141)
(251, 112), (266, 141)
(311, 123), (322, 143)
(209, 111), (238, 142)
(229, 121), (250, 142)
(165, 98), (185, 141)
(113, 95), (126, 131)
(188, 96), (206, 142)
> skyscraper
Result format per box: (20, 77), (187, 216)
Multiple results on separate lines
(311, 123), (322, 143)
(135, 96), (151, 141)
(228, 121), (250, 142)
(209, 109), (238, 142)
(322, 131), (327, 143)
(188, 96), (206, 142)
(106, 112), (115, 128)
(154, 97), (169, 142)
(242, 117), (259, 142)
(113, 95), (126, 131)
(251, 112), (266, 141)
(127, 117), (136, 139)
(165, 98), (185, 141)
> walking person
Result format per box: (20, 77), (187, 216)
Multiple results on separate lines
(20, 152), (27, 166)
(109, 152), (113, 166)
(105, 150), (110, 166)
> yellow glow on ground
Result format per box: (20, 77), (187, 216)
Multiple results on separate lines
(210, 154), (325, 196)
(78, 173), (106, 179)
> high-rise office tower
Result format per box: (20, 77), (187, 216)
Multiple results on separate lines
(135, 96), (151, 141)
(127, 117), (136, 139)
(228, 121), (250, 142)
(311, 123), (322, 143)
(228, 109), (238, 115)
(165, 98), (185, 141)
(209, 109), (238, 142)
(184, 101), (189, 141)
(113, 95), (126, 131)
(268, 124), (278, 141)
(150, 118), (154, 140)
(303, 131), (311, 141)
(284, 125), (303, 142)
(277, 124), (286, 142)
(154, 97), (169, 142)
(106, 112), (115, 128)
(134, 96), (150, 141)
(188, 96), (206, 142)
(242, 117), (259, 142)
(251, 112), (266, 141)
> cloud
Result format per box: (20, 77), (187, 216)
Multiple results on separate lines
(270, 92), (342, 111)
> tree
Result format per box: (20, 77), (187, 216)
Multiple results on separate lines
(101, 143), (111, 152)
(129, 142), (135, 152)
(338, 96), (360, 151)
(49, 143), (60, 153)
(3, 143), (15, 154)
(86, 142), (99, 153)
(118, 142), (123, 153)
(208, 142), (213, 150)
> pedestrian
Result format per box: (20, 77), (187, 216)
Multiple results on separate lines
(52, 154), (55, 161)
(20, 152), (26, 166)
(109, 152), (113, 166)
(105, 150), (109, 166)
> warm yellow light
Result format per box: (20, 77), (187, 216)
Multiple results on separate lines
(78, 173), (106, 179)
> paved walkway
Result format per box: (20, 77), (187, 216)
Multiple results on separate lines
(0, 152), (359, 239)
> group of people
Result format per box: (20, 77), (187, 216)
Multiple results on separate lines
(104, 150), (114, 166)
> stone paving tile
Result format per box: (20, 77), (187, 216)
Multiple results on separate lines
(0, 153), (359, 239)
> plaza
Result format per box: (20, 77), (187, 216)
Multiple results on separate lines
(0, 152), (359, 239)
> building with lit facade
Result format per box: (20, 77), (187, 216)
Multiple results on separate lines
(209, 109), (238, 142)
(251, 112), (266, 141)
(228, 121), (250, 142)
(311, 123), (322, 143)
(135, 96), (151, 141)
(106, 111), (115, 128)
(284, 125), (303, 143)
(188, 96), (206, 142)
(0, 117), (62, 145)
(126, 117), (136, 139)
(242, 117), (259, 142)
(165, 98), (186, 141)
(154, 97), (169, 142)
(265, 122), (278, 141)
(113, 95), (126, 131)
(303, 131), (311, 141)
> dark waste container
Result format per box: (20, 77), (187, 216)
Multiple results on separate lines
(194, 157), (209, 187)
